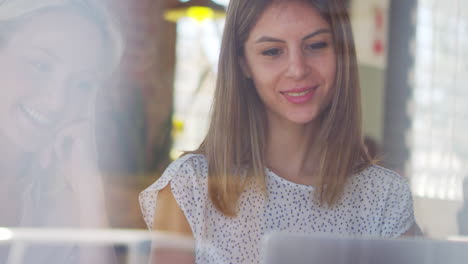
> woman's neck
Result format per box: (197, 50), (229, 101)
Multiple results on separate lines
(0, 139), (26, 226)
(265, 115), (320, 186)
(0, 137), (28, 186)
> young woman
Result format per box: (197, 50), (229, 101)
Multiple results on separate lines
(140, 0), (419, 263)
(0, 0), (122, 262)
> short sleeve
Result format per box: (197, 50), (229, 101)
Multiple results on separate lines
(380, 175), (415, 237)
(139, 154), (203, 232)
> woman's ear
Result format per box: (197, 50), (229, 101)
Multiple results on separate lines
(239, 56), (252, 79)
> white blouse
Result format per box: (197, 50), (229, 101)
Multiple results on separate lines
(140, 154), (415, 264)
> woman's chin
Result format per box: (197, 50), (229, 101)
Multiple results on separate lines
(286, 114), (320, 126)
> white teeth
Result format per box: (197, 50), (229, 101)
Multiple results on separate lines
(20, 104), (50, 125)
(285, 90), (311, 97)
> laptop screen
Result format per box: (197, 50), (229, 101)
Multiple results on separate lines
(262, 232), (468, 264)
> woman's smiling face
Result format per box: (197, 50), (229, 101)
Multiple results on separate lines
(242, 0), (336, 127)
(0, 9), (104, 152)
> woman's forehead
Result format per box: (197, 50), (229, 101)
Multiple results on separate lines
(246, 1), (330, 42)
(6, 10), (104, 75)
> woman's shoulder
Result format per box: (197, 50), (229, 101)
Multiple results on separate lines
(163, 153), (208, 178)
(146, 153), (208, 190)
(358, 164), (407, 182)
(139, 153), (208, 229)
(349, 165), (411, 194)
(356, 166), (415, 237)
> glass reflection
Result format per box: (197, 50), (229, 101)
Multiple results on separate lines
(0, 0), (122, 263)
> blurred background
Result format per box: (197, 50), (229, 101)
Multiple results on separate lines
(1, 0), (465, 240)
(100, 0), (468, 239)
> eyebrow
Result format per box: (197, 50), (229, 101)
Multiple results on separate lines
(255, 28), (331, 43)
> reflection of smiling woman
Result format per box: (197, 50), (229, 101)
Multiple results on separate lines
(0, 0), (121, 262)
(141, 0), (420, 263)
(0, 0), (121, 264)
(1, 11), (102, 152)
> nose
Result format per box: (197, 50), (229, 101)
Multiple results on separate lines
(285, 49), (310, 80)
(40, 80), (69, 119)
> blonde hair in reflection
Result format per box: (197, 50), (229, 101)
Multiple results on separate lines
(0, 0), (123, 75)
(191, 0), (372, 217)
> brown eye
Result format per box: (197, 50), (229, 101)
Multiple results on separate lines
(262, 48), (283, 56)
(28, 60), (52, 73)
(307, 42), (328, 50)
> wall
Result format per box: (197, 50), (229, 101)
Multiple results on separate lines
(350, 0), (389, 144)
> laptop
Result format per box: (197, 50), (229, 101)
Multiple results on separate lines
(262, 232), (468, 264)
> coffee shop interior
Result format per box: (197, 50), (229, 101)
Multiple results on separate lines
(102, 0), (467, 238)
(1, 0), (468, 263)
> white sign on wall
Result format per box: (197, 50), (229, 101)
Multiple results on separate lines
(350, 0), (389, 69)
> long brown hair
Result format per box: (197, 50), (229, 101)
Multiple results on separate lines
(192, 0), (371, 216)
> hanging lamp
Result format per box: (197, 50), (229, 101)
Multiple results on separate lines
(164, 0), (226, 22)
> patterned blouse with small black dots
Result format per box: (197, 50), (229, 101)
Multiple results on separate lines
(139, 154), (415, 264)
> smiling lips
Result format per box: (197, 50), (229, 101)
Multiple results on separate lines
(19, 103), (52, 127)
(281, 85), (318, 104)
